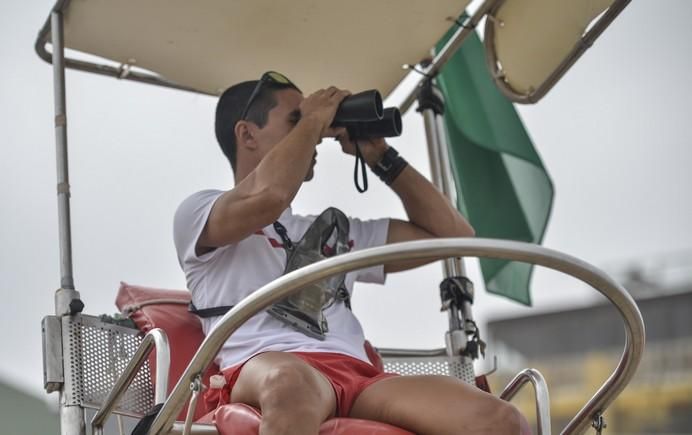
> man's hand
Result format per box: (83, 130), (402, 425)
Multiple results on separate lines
(336, 132), (389, 166)
(299, 87), (350, 138)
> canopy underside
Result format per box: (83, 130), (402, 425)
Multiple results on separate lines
(45, 0), (470, 96)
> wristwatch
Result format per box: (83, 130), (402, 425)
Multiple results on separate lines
(371, 147), (408, 185)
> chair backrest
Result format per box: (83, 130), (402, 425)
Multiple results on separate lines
(115, 282), (219, 421)
(58, 313), (156, 417)
(382, 355), (477, 385)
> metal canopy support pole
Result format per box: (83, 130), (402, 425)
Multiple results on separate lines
(51, 10), (86, 435)
(51, 9), (82, 316)
(52, 10), (75, 293)
(418, 80), (476, 356)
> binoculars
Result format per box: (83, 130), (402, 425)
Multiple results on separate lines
(331, 90), (402, 140)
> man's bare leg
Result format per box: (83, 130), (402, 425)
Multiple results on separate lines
(230, 352), (337, 435)
(350, 375), (531, 435)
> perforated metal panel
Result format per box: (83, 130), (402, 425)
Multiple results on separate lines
(383, 356), (476, 385)
(62, 315), (154, 417)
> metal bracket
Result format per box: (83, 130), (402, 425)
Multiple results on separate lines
(481, 355), (498, 377)
(183, 375), (204, 435)
(117, 58), (137, 79)
(463, 319), (486, 359)
(42, 315), (64, 393)
(440, 276), (475, 310)
(592, 412), (607, 434)
(416, 79), (445, 115)
(55, 113), (66, 127)
(445, 329), (466, 356)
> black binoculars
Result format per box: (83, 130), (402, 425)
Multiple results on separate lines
(331, 90), (402, 141)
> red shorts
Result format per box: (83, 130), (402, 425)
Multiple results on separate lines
(203, 352), (398, 417)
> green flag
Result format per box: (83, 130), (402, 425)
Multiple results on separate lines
(435, 30), (554, 306)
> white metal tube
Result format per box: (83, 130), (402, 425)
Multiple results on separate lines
(51, 12), (85, 435)
(51, 10), (75, 291)
(182, 382), (201, 435)
(59, 391), (85, 435)
(421, 106), (466, 339)
(148, 238), (645, 435)
(429, 108), (476, 330)
(428, 106), (467, 278)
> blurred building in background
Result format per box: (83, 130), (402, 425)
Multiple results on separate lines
(487, 253), (692, 434)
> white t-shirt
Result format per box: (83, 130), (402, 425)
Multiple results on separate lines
(173, 190), (389, 370)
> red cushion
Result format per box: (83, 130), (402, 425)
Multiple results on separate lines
(115, 282), (219, 421)
(213, 404), (414, 435)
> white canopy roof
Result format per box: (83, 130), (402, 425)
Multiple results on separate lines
(51, 0), (470, 96)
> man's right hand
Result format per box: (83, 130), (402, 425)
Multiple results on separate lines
(299, 86), (350, 138)
(198, 84), (354, 253)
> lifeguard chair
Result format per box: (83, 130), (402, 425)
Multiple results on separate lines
(37, 1), (643, 434)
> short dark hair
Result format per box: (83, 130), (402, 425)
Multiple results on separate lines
(215, 80), (297, 171)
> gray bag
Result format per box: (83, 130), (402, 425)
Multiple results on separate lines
(267, 207), (351, 339)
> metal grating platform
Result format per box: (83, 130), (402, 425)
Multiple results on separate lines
(383, 356), (476, 385)
(63, 315), (154, 417)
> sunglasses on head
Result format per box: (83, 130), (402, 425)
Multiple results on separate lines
(239, 71), (300, 121)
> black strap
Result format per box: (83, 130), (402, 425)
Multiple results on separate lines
(273, 221), (294, 250)
(188, 302), (234, 318)
(131, 403), (163, 435)
(353, 140), (368, 193)
(189, 221), (291, 319)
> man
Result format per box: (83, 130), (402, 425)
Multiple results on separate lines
(174, 72), (530, 435)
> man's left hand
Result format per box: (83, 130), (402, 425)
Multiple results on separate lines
(336, 132), (388, 166)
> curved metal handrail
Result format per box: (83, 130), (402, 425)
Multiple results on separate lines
(149, 238), (645, 435)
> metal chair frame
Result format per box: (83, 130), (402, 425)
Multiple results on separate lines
(43, 238), (644, 434)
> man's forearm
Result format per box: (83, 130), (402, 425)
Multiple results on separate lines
(252, 116), (322, 206)
(341, 137), (474, 239)
(387, 163), (475, 238)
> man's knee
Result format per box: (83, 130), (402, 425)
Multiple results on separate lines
(489, 400), (531, 435)
(258, 362), (330, 411)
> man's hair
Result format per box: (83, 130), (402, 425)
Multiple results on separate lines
(215, 80), (297, 171)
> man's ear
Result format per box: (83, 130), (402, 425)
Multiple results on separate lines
(234, 120), (257, 150)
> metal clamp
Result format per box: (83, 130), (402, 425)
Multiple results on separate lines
(42, 315), (64, 393)
(182, 375), (203, 435)
(592, 413), (607, 435)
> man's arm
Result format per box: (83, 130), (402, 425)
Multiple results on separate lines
(338, 137), (474, 273)
(198, 87), (349, 254)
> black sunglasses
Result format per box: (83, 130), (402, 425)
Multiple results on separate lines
(239, 71), (300, 121)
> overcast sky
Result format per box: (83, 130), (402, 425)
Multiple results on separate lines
(1, 1), (691, 401)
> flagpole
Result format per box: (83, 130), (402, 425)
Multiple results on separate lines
(418, 79), (479, 359)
